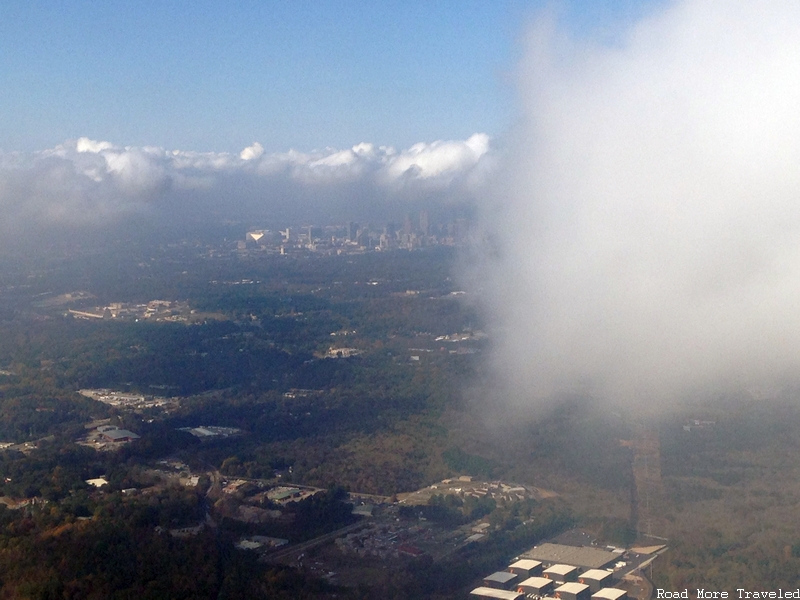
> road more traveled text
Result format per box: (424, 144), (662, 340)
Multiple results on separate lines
(657, 590), (800, 599)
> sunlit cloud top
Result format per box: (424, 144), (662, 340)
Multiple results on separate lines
(0, 135), (492, 233)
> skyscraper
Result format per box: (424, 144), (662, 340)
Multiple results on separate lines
(404, 213), (413, 235)
(419, 210), (429, 237)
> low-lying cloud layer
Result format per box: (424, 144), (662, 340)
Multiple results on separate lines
(0, 133), (491, 237)
(468, 1), (800, 411)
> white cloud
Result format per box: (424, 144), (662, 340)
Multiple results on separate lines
(76, 137), (114, 153)
(0, 134), (492, 235)
(465, 0), (800, 413)
(385, 133), (490, 180)
(239, 142), (264, 161)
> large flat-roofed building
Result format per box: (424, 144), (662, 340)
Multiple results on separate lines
(522, 543), (618, 571)
(266, 487), (302, 502)
(542, 563), (578, 583)
(100, 429), (140, 443)
(592, 588), (628, 600)
(508, 558), (542, 578)
(578, 569), (614, 592)
(469, 587), (523, 600)
(483, 571), (519, 590)
(516, 576), (554, 596)
(555, 582), (591, 600)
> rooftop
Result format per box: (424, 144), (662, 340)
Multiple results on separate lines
(469, 588), (524, 600)
(580, 569), (613, 581)
(508, 559), (542, 571)
(523, 543), (618, 570)
(101, 429), (140, 441)
(484, 571), (518, 584)
(593, 588), (627, 600)
(556, 582), (591, 594)
(518, 576), (553, 588)
(544, 563), (577, 575)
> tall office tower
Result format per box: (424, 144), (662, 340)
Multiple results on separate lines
(348, 221), (359, 242)
(307, 225), (313, 243)
(455, 218), (468, 244)
(419, 210), (429, 236)
(404, 213), (413, 235)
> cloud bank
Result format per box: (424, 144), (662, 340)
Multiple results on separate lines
(468, 1), (800, 412)
(0, 133), (491, 237)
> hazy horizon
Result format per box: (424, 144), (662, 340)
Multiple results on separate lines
(6, 1), (800, 416)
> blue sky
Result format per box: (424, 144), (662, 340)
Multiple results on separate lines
(1, 1), (665, 153)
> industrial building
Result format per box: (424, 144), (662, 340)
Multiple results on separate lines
(483, 571), (519, 590)
(522, 543), (619, 571)
(266, 487), (302, 502)
(100, 428), (140, 443)
(516, 576), (554, 596)
(508, 558), (542, 578)
(472, 531), (660, 600)
(592, 588), (628, 600)
(470, 587), (524, 600)
(578, 569), (614, 592)
(554, 582), (591, 600)
(542, 563), (578, 583)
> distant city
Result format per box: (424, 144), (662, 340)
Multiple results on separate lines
(238, 211), (471, 256)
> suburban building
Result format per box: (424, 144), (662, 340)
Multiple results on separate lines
(578, 569), (614, 592)
(507, 558), (543, 578)
(469, 587), (524, 600)
(542, 563), (578, 583)
(516, 576), (554, 596)
(592, 588), (629, 600)
(483, 571), (519, 590)
(522, 543), (618, 571)
(100, 429), (140, 443)
(554, 582), (591, 600)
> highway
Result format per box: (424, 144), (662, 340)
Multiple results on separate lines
(261, 521), (368, 565)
